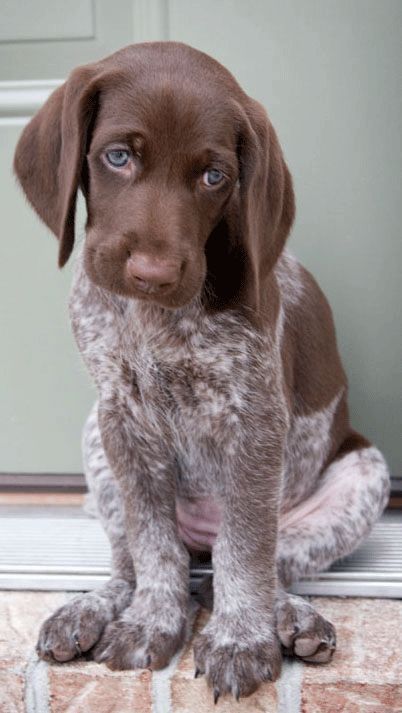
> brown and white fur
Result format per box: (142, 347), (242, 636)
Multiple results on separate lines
(14, 42), (389, 700)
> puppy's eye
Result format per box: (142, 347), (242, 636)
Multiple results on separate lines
(202, 168), (224, 186)
(105, 149), (131, 168)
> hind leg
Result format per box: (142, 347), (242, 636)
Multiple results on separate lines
(275, 444), (390, 662)
(37, 402), (135, 662)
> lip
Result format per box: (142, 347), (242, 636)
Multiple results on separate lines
(126, 281), (196, 309)
(84, 246), (204, 308)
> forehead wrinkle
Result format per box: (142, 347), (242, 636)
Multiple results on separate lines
(90, 125), (147, 153)
(98, 77), (238, 149)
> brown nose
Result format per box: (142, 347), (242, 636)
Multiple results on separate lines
(126, 254), (180, 293)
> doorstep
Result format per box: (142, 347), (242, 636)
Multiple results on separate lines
(0, 505), (401, 597)
(1, 591), (401, 712)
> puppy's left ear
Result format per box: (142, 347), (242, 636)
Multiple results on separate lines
(237, 99), (295, 318)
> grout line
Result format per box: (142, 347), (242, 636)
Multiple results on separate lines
(151, 649), (180, 713)
(276, 658), (303, 713)
(24, 653), (50, 713)
(151, 598), (200, 713)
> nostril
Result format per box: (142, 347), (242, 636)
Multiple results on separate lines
(126, 254), (180, 291)
(132, 276), (153, 293)
(133, 277), (174, 292)
(132, 276), (148, 288)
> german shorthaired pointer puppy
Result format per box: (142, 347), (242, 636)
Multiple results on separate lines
(14, 42), (389, 700)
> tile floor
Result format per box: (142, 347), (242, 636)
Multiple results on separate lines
(1, 591), (401, 712)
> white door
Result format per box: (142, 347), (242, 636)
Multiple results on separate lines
(1, 0), (401, 479)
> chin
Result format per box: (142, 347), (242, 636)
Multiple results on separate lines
(130, 285), (202, 310)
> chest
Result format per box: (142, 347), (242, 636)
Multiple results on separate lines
(132, 319), (251, 432)
(120, 306), (271, 479)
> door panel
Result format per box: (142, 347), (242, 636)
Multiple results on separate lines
(1, 1), (401, 475)
(0, 0), (94, 43)
(0, 0), (134, 81)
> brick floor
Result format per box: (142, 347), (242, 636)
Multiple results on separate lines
(48, 665), (152, 713)
(0, 592), (401, 712)
(300, 598), (402, 713)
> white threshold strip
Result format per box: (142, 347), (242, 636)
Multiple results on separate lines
(0, 509), (401, 598)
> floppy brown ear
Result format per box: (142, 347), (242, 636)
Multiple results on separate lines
(237, 99), (295, 318)
(14, 64), (108, 267)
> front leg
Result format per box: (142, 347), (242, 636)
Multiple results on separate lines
(194, 409), (286, 700)
(93, 395), (190, 670)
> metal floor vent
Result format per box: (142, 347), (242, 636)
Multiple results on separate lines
(0, 507), (401, 598)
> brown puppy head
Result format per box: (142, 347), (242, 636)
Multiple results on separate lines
(14, 42), (295, 321)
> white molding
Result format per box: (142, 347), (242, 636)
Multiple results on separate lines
(132, 0), (169, 43)
(0, 79), (62, 121)
(0, 1), (170, 121)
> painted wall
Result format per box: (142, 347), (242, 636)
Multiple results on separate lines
(1, 0), (401, 474)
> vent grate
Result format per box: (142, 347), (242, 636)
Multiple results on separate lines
(0, 508), (401, 598)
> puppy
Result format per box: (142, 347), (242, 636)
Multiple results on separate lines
(14, 42), (389, 700)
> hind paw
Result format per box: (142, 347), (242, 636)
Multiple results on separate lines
(275, 593), (336, 663)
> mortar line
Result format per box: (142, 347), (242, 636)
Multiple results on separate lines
(277, 658), (303, 713)
(151, 649), (180, 713)
(151, 599), (200, 713)
(24, 653), (50, 713)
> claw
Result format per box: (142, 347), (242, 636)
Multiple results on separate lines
(194, 667), (201, 679)
(214, 688), (220, 705)
(36, 643), (47, 658)
(96, 649), (109, 663)
(73, 634), (82, 656)
(38, 645), (53, 662)
(323, 636), (336, 651)
(234, 684), (240, 702)
(145, 654), (152, 668)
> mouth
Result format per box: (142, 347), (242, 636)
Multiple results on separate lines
(127, 281), (201, 309)
(84, 243), (206, 309)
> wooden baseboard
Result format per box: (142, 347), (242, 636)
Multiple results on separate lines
(1, 473), (401, 509)
(0, 473), (86, 493)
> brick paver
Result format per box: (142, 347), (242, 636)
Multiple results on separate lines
(0, 592), (401, 712)
(48, 664), (152, 713)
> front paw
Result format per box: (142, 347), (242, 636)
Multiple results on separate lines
(193, 616), (282, 700)
(36, 587), (131, 663)
(92, 603), (186, 671)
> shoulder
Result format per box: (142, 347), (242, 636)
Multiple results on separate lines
(69, 246), (127, 323)
(68, 246), (128, 359)
(275, 248), (335, 322)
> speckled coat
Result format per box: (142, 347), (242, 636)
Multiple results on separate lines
(14, 41), (390, 701)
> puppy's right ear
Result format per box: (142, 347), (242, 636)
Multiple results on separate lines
(14, 64), (111, 267)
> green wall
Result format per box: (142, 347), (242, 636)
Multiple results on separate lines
(1, 0), (401, 474)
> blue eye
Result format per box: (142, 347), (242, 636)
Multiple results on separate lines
(105, 149), (130, 167)
(203, 168), (224, 186)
